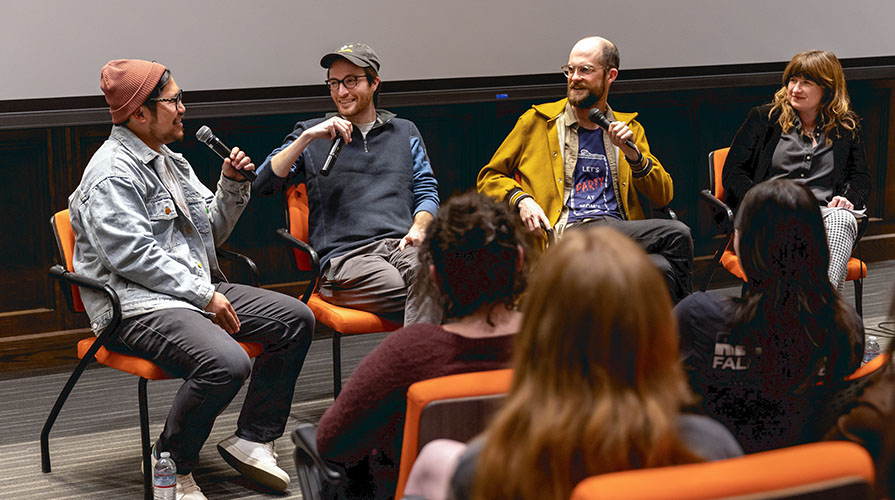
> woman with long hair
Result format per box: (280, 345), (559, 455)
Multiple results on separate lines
(722, 50), (871, 291)
(315, 191), (529, 499)
(447, 226), (741, 500)
(678, 179), (864, 453)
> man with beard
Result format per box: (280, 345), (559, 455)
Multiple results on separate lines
(477, 36), (693, 303)
(255, 43), (440, 325)
(70, 60), (316, 498)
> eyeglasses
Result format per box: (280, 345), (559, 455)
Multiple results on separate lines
(151, 89), (183, 107)
(324, 74), (368, 91)
(561, 65), (604, 78)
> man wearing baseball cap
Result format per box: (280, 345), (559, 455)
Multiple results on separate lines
(69, 59), (315, 499)
(254, 43), (441, 327)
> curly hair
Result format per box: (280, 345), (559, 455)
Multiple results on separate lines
(418, 191), (529, 322)
(769, 50), (860, 144)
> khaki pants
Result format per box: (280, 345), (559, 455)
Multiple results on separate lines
(319, 238), (442, 326)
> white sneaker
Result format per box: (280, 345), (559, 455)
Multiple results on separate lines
(217, 435), (291, 491)
(143, 447), (206, 500)
(175, 472), (207, 500)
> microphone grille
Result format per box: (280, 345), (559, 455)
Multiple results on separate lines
(587, 108), (612, 128)
(195, 125), (213, 143)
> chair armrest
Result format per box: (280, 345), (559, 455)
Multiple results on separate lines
(651, 206), (678, 221)
(50, 264), (105, 292)
(216, 248), (261, 287)
(856, 213), (869, 240)
(48, 264), (122, 342)
(538, 220), (555, 247)
(291, 423), (345, 484)
(699, 189), (734, 233)
(276, 228), (321, 303)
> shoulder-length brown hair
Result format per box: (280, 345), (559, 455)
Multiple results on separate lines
(472, 227), (700, 500)
(769, 50), (859, 143)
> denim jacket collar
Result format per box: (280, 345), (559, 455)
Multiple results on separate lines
(110, 125), (188, 167)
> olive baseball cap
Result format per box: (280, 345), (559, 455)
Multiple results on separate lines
(320, 43), (381, 72)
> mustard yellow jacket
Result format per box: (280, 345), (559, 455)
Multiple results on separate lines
(477, 98), (673, 229)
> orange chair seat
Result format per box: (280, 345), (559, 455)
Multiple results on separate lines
(846, 352), (890, 381)
(847, 257), (868, 280)
(721, 249), (866, 282)
(307, 293), (401, 334)
(570, 441), (874, 500)
(719, 248), (746, 281)
(77, 337), (263, 380)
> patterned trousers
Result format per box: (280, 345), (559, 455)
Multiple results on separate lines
(824, 209), (859, 292)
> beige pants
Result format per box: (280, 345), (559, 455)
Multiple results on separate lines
(319, 238), (442, 326)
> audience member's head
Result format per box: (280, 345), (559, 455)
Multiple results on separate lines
(472, 226), (699, 500)
(733, 178), (861, 385)
(419, 191), (529, 322)
(734, 178), (829, 290)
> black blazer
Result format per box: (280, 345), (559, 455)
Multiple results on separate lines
(722, 104), (871, 211)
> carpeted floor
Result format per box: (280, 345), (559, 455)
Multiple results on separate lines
(2, 330), (388, 499)
(2, 260), (893, 499)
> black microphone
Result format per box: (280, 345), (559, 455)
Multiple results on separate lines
(587, 108), (636, 150)
(195, 125), (256, 181)
(320, 136), (343, 177)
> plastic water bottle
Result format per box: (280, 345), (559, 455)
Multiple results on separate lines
(863, 335), (881, 365)
(153, 451), (176, 500)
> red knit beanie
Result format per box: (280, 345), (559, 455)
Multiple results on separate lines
(100, 59), (166, 123)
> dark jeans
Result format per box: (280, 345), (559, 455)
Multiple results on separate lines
(571, 217), (694, 303)
(112, 283), (315, 472)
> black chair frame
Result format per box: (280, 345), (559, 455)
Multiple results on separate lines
(41, 214), (261, 500)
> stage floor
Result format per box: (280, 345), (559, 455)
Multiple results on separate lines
(2, 260), (893, 499)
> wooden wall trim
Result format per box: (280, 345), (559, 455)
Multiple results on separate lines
(3, 58), (893, 131)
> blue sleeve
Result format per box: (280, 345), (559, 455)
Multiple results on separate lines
(409, 127), (439, 216)
(252, 122), (307, 196)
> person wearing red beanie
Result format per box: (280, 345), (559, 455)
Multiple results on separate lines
(69, 60), (317, 499)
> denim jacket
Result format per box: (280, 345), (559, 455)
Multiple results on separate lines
(69, 125), (251, 332)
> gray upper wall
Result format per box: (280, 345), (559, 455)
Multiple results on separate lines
(4, 0), (895, 101)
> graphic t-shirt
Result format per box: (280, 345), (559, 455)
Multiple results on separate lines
(567, 127), (619, 223)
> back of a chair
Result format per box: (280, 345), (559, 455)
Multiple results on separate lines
(284, 183), (312, 272)
(570, 441), (875, 500)
(51, 209), (85, 312)
(814, 352), (891, 436)
(395, 369), (513, 499)
(708, 147), (730, 201)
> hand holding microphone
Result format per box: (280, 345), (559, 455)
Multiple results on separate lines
(305, 116), (352, 176)
(196, 126), (256, 181)
(587, 108), (638, 154)
(321, 136), (343, 176)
